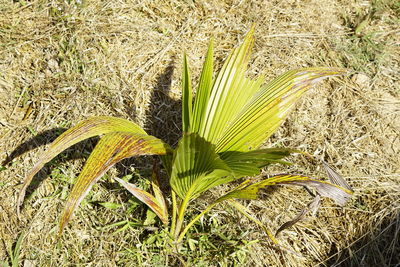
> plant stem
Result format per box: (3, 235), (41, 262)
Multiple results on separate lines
(170, 191), (177, 236)
(228, 199), (278, 244)
(174, 195), (191, 240)
(177, 203), (218, 243)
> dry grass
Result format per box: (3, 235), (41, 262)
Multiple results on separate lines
(0, 0), (399, 266)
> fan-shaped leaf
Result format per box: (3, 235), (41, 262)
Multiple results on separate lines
(59, 131), (169, 233)
(220, 148), (297, 177)
(182, 54), (193, 133)
(18, 116), (146, 215)
(170, 133), (233, 200)
(191, 40), (214, 133)
(215, 67), (347, 152)
(197, 27), (265, 143)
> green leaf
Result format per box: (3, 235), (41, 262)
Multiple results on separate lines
(59, 131), (169, 233)
(197, 27), (265, 143)
(190, 27), (346, 153)
(188, 238), (198, 251)
(220, 148), (296, 177)
(98, 202), (122, 209)
(10, 232), (24, 267)
(217, 174), (353, 205)
(144, 209), (157, 225)
(18, 116), (147, 215)
(170, 133), (233, 200)
(191, 40), (214, 133)
(2, 232), (25, 267)
(182, 54), (193, 133)
(215, 67), (347, 152)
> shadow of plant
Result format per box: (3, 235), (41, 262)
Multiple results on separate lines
(4, 57), (179, 219)
(3, 129), (98, 209)
(114, 58), (179, 187)
(3, 128), (66, 166)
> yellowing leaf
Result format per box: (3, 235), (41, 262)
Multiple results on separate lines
(150, 162), (168, 220)
(59, 131), (169, 233)
(217, 174), (353, 206)
(215, 68), (348, 152)
(18, 116), (147, 215)
(114, 177), (168, 225)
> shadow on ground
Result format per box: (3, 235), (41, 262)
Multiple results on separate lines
(3, 130), (99, 209)
(113, 58), (180, 179)
(5, 57), (180, 215)
(2, 128), (67, 167)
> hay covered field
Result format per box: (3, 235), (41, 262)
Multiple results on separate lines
(0, 0), (399, 266)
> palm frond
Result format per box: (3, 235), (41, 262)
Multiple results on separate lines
(182, 54), (193, 133)
(169, 133), (233, 200)
(18, 116), (148, 215)
(215, 67), (347, 152)
(196, 27), (265, 143)
(217, 174), (353, 206)
(114, 177), (168, 224)
(59, 131), (169, 233)
(220, 148), (297, 177)
(191, 40), (214, 133)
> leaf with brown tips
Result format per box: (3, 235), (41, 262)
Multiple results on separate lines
(114, 177), (168, 225)
(18, 116), (147, 216)
(216, 174), (353, 206)
(58, 131), (169, 233)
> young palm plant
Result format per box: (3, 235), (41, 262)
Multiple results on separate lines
(18, 28), (353, 246)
